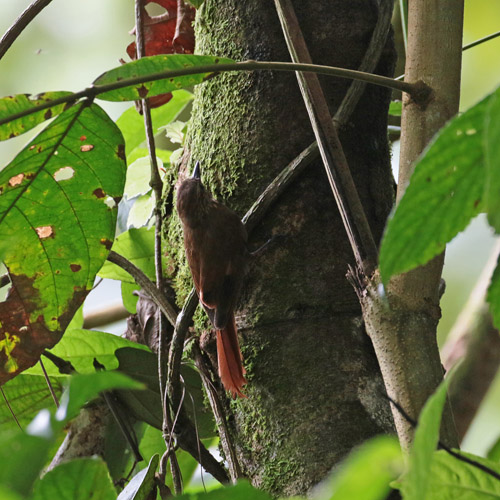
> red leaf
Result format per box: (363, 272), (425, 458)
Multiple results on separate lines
(126, 0), (196, 109)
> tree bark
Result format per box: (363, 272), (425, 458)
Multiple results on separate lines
(178, 0), (397, 495)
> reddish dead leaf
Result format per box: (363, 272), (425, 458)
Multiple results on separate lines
(80, 144), (94, 152)
(0, 274), (88, 384)
(35, 226), (54, 239)
(8, 173), (24, 187)
(126, 0), (195, 109)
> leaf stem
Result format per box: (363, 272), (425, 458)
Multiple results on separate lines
(0, 0), (53, 60)
(0, 60), (427, 129)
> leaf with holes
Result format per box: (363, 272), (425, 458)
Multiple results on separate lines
(485, 87), (500, 233)
(94, 54), (234, 102)
(0, 92), (73, 141)
(379, 94), (490, 283)
(0, 102), (126, 384)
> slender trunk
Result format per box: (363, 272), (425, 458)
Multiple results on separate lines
(174, 0), (396, 495)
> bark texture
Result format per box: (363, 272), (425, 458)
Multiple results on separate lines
(180, 0), (397, 495)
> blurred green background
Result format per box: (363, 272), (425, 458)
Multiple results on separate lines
(0, 0), (499, 456)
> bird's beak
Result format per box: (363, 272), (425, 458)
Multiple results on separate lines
(192, 161), (201, 180)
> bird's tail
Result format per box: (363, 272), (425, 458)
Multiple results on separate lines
(216, 315), (247, 398)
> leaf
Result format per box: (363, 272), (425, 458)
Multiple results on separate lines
(0, 373), (64, 429)
(124, 157), (160, 199)
(399, 372), (453, 500)
(0, 486), (22, 500)
(122, 281), (141, 313)
(0, 92), (73, 141)
(127, 147), (172, 165)
(0, 102), (126, 384)
(485, 87), (500, 232)
(128, 193), (155, 228)
(25, 329), (150, 377)
(426, 450), (500, 499)
(117, 89), (193, 157)
(98, 227), (156, 283)
(115, 347), (215, 437)
(379, 94), (490, 283)
(487, 259), (500, 331)
(389, 100), (402, 116)
(176, 480), (272, 500)
(56, 371), (143, 423)
(165, 120), (187, 144)
(313, 436), (402, 500)
(487, 435), (500, 462)
(94, 55), (234, 102)
(31, 457), (117, 500)
(0, 429), (52, 496)
(117, 454), (159, 500)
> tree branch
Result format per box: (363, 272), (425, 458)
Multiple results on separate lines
(0, 60), (428, 129)
(274, 0), (378, 276)
(0, 0), (53, 60)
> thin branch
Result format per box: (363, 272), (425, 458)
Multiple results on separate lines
(39, 358), (59, 408)
(463, 30), (500, 51)
(334, 0), (394, 128)
(135, 0), (183, 492)
(107, 251), (177, 326)
(0, 60), (428, 129)
(274, 0), (378, 277)
(0, 387), (22, 430)
(82, 303), (129, 329)
(0, 0), (53, 60)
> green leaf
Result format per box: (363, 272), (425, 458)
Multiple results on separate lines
(389, 100), (402, 116)
(122, 281), (141, 313)
(25, 329), (150, 377)
(0, 374), (64, 429)
(165, 120), (187, 144)
(177, 480), (272, 500)
(0, 430), (52, 496)
(485, 87), (500, 232)
(0, 102), (126, 382)
(0, 92), (73, 141)
(127, 147), (172, 165)
(32, 457), (117, 500)
(487, 435), (500, 462)
(128, 193), (155, 228)
(124, 156), (160, 199)
(98, 227), (156, 283)
(116, 89), (192, 157)
(487, 259), (500, 331)
(0, 485), (22, 500)
(313, 436), (402, 500)
(94, 55), (233, 102)
(426, 450), (500, 499)
(56, 371), (143, 423)
(117, 454), (159, 500)
(399, 372), (453, 500)
(379, 94), (490, 283)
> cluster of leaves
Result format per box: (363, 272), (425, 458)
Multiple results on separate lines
(380, 86), (500, 329)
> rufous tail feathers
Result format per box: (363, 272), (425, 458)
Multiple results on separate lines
(216, 315), (247, 398)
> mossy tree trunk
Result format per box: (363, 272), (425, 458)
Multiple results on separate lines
(180, 0), (397, 495)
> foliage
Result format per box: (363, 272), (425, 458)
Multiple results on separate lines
(380, 85), (500, 330)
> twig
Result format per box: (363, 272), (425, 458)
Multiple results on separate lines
(0, 0), (53, 60)
(39, 358), (59, 408)
(135, 0), (182, 494)
(0, 60), (428, 129)
(0, 386), (22, 430)
(107, 251), (177, 326)
(463, 30), (500, 51)
(334, 0), (394, 128)
(192, 342), (242, 482)
(82, 303), (129, 329)
(274, 0), (378, 277)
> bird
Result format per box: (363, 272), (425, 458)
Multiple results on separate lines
(176, 162), (248, 398)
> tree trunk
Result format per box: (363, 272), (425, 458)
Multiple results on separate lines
(179, 0), (397, 495)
